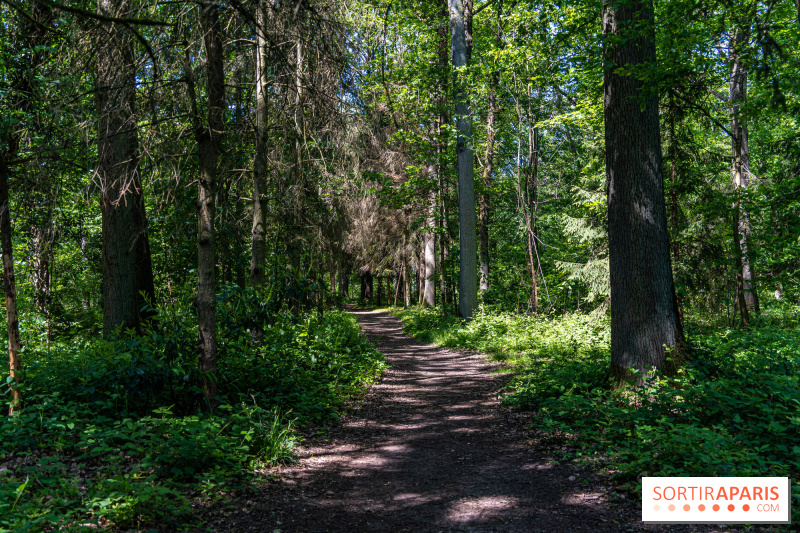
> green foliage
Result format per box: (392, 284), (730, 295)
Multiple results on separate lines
(0, 288), (385, 531)
(394, 305), (800, 526)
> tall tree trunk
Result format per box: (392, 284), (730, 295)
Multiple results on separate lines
(668, 94), (684, 322)
(187, 1), (225, 406)
(97, 0), (156, 337)
(479, 85), (496, 292)
(449, 0), (477, 320)
(288, 33), (305, 315)
(525, 126), (539, 314)
(603, 0), (685, 383)
(730, 27), (759, 324)
(479, 1), (503, 293)
(251, 0), (270, 340)
(437, 0), (449, 312)
(0, 156), (22, 414)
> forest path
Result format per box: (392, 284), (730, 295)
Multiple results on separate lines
(209, 309), (635, 532)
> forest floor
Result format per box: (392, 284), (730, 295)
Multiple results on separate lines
(199, 309), (757, 533)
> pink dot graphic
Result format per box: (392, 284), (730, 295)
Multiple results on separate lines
(713, 504), (720, 511)
(668, 504), (676, 511)
(698, 504), (706, 511)
(728, 504), (735, 512)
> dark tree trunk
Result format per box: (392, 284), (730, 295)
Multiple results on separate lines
(185, 1), (225, 406)
(667, 94), (684, 322)
(97, 0), (155, 337)
(377, 275), (383, 307)
(0, 156), (22, 414)
(603, 0), (685, 383)
(449, 0), (477, 320)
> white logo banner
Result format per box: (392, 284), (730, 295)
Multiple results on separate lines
(642, 477), (791, 524)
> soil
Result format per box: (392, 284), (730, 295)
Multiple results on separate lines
(201, 309), (761, 533)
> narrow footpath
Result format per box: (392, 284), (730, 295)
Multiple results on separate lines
(207, 309), (654, 532)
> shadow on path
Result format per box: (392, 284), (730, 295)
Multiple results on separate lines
(210, 309), (635, 532)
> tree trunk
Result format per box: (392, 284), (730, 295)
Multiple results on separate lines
(730, 27), (759, 324)
(191, 1), (225, 406)
(424, 210), (436, 307)
(603, 0), (685, 383)
(667, 93), (684, 322)
(437, 0), (449, 312)
(524, 126), (539, 314)
(97, 0), (155, 337)
(479, 1), (503, 293)
(0, 157), (22, 414)
(479, 83), (496, 293)
(250, 0), (269, 294)
(449, 0), (477, 320)
(403, 260), (411, 308)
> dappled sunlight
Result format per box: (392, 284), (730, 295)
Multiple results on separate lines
(446, 496), (520, 523)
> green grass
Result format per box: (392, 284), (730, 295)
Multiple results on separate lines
(1, 290), (386, 532)
(392, 304), (800, 527)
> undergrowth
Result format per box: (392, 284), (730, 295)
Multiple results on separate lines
(393, 304), (800, 526)
(1, 285), (386, 532)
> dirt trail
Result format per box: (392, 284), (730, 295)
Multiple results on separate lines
(208, 309), (640, 532)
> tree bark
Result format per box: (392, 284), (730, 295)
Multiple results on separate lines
(449, 0), (478, 320)
(187, 1), (225, 406)
(479, 1), (503, 293)
(729, 27), (759, 325)
(437, 0), (449, 312)
(667, 93), (684, 322)
(603, 0), (685, 383)
(97, 0), (156, 337)
(423, 210), (436, 306)
(524, 125), (539, 314)
(250, 0), (270, 341)
(0, 156), (22, 414)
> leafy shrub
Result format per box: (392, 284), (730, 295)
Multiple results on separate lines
(0, 287), (385, 531)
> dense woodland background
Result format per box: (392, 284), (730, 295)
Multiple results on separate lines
(0, 0), (799, 529)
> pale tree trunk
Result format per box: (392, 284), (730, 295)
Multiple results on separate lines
(418, 244), (425, 304)
(185, 1), (225, 406)
(97, 0), (156, 337)
(479, 83), (496, 292)
(524, 125), (539, 314)
(480, 0), (502, 293)
(603, 0), (685, 383)
(403, 259), (411, 308)
(437, 0), (449, 311)
(250, 0), (270, 340)
(423, 203), (436, 307)
(0, 157), (21, 414)
(730, 27), (759, 326)
(449, 0), (477, 320)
